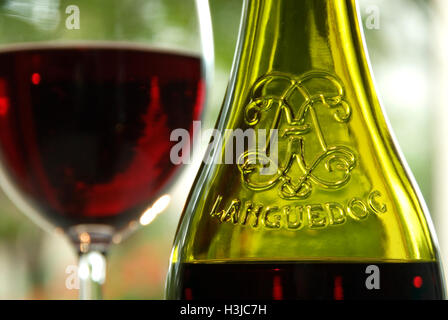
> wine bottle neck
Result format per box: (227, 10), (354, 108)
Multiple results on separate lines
(236, 0), (361, 78)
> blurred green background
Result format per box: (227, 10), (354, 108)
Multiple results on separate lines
(0, 0), (447, 299)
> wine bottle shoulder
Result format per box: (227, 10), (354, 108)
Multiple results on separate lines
(171, 0), (439, 264)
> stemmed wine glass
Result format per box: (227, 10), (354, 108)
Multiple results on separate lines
(0, 0), (212, 299)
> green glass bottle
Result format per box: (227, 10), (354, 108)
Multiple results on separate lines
(166, 0), (446, 299)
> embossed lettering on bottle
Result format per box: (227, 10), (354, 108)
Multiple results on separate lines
(210, 71), (387, 230)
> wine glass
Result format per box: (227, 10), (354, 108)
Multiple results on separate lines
(0, 0), (213, 299)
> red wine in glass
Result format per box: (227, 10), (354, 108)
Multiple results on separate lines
(0, 45), (204, 231)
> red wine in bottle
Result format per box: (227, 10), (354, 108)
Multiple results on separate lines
(0, 45), (204, 230)
(175, 262), (445, 300)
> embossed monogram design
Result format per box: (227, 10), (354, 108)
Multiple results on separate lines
(238, 71), (356, 199)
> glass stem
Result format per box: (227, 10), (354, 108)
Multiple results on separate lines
(68, 224), (113, 300)
(78, 250), (107, 300)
